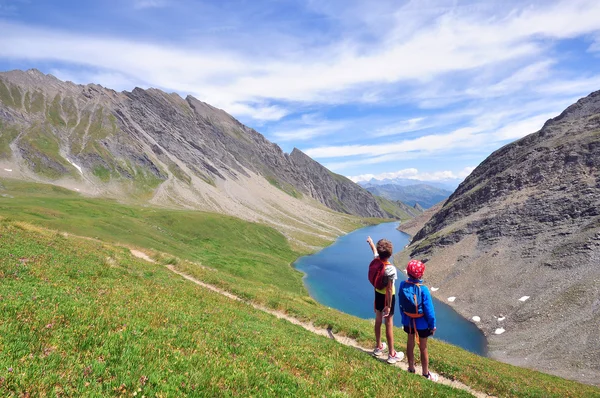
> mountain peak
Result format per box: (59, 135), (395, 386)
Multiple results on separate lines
(407, 88), (600, 384)
(0, 69), (389, 222)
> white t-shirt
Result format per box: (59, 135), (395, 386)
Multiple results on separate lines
(374, 254), (397, 295)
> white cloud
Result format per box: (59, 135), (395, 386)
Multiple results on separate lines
(306, 126), (480, 159)
(306, 112), (553, 168)
(272, 114), (350, 141)
(133, 0), (167, 9)
(2, 0), (600, 123)
(465, 60), (555, 98)
(49, 69), (142, 92)
(373, 118), (425, 137)
(535, 75), (600, 96)
(493, 113), (556, 140)
(348, 167), (476, 183)
(589, 34), (600, 53)
(225, 103), (290, 122)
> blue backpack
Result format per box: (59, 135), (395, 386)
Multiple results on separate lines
(400, 280), (424, 319)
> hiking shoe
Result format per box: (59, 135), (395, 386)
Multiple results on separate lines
(372, 342), (387, 356)
(387, 350), (404, 364)
(423, 372), (439, 382)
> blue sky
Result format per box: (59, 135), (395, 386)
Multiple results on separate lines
(1, 0), (600, 183)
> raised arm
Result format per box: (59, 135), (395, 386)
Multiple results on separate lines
(367, 236), (378, 257)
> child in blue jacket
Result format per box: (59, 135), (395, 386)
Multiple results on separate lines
(398, 259), (438, 381)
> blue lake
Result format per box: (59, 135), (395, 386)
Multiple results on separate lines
(294, 221), (488, 356)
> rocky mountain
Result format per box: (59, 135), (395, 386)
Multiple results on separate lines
(360, 182), (452, 208)
(396, 202), (444, 237)
(0, 69), (393, 248)
(398, 90), (600, 383)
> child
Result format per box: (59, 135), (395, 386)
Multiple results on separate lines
(399, 259), (438, 381)
(366, 236), (404, 364)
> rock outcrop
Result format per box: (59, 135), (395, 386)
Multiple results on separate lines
(288, 148), (384, 217)
(402, 90), (600, 384)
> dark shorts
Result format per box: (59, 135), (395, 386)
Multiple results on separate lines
(374, 292), (395, 316)
(403, 326), (433, 338)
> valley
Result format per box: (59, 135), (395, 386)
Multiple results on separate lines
(1, 178), (599, 396)
(2, 0), (600, 395)
(1, 69), (600, 395)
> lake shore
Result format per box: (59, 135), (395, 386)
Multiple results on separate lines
(295, 221), (487, 356)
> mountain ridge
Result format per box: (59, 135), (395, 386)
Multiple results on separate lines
(397, 89), (600, 384)
(0, 69), (402, 248)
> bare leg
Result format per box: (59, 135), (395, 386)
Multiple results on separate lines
(385, 315), (394, 354)
(407, 332), (416, 371)
(374, 310), (383, 348)
(419, 337), (429, 375)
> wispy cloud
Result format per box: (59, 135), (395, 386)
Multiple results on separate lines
(309, 105), (566, 173)
(132, 0), (167, 10)
(0, 0), (26, 16)
(305, 114), (549, 160)
(0, 0), (599, 177)
(2, 1), (600, 120)
(372, 118), (426, 137)
(348, 167), (476, 183)
(589, 34), (600, 53)
(272, 114), (349, 141)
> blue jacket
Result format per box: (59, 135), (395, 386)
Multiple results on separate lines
(398, 278), (436, 330)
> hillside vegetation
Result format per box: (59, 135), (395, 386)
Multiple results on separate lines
(1, 178), (599, 397)
(373, 195), (423, 220)
(1, 222), (471, 397)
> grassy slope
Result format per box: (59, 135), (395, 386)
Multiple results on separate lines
(0, 179), (303, 295)
(0, 222), (466, 397)
(1, 178), (599, 397)
(173, 261), (600, 398)
(374, 195), (419, 221)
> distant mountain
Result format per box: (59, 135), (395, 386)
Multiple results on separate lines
(0, 69), (396, 246)
(360, 182), (452, 209)
(360, 177), (461, 191)
(400, 89), (600, 384)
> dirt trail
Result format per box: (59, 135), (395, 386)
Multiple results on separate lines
(131, 249), (494, 398)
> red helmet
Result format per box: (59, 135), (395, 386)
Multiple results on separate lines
(407, 259), (425, 279)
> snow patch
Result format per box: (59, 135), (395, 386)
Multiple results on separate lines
(66, 159), (83, 174)
(447, 296), (456, 302)
(497, 316), (506, 321)
(431, 287), (439, 291)
(4, 169), (12, 172)
(519, 296), (530, 302)
(472, 316), (481, 322)
(494, 328), (506, 335)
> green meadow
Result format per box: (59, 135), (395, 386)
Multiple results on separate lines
(1, 178), (599, 397)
